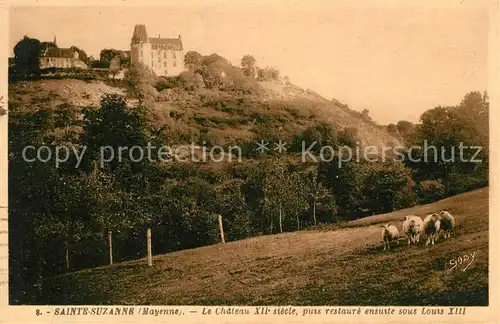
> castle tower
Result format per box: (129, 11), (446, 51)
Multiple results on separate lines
(130, 24), (152, 69)
(130, 24), (185, 76)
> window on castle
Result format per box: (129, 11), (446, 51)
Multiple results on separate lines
(164, 52), (167, 59)
(173, 60), (177, 67)
(173, 52), (176, 59)
(164, 61), (167, 68)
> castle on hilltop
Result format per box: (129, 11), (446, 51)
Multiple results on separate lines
(130, 24), (185, 77)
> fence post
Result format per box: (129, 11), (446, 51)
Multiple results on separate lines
(108, 230), (113, 265)
(147, 228), (153, 266)
(218, 214), (225, 244)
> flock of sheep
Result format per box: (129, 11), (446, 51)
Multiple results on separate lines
(380, 210), (456, 251)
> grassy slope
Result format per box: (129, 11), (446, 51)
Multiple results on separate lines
(8, 79), (399, 148)
(43, 187), (489, 306)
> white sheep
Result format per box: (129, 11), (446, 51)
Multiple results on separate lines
(438, 210), (455, 239)
(401, 215), (424, 245)
(381, 224), (399, 251)
(423, 213), (441, 246)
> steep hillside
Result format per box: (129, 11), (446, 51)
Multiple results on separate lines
(42, 188), (488, 305)
(8, 78), (399, 148)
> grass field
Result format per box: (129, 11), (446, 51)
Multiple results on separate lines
(42, 187), (489, 306)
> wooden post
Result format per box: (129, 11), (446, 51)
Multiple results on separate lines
(218, 214), (225, 243)
(65, 245), (70, 271)
(147, 228), (153, 266)
(108, 230), (113, 265)
(279, 202), (283, 233)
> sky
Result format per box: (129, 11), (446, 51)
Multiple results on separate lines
(8, 1), (490, 124)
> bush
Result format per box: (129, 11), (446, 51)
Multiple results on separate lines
(417, 180), (445, 203)
(363, 162), (415, 214)
(179, 71), (205, 91)
(257, 67), (280, 81)
(447, 173), (487, 196)
(290, 123), (338, 153)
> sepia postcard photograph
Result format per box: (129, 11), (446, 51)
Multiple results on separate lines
(0, 0), (499, 323)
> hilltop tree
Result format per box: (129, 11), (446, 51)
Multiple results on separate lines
(70, 46), (90, 64)
(13, 36), (42, 78)
(396, 120), (415, 142)
(184, 51), (204, 72)
(387, 123), (399, 137)
(99, 49), (124, 65)
(241, 55), (256, 77)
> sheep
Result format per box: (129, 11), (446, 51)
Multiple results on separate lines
(381, 224), (399, 251)
(438, 210), (455, 239)
(401, 215), (424, 245)
(423, 213), (441, 246)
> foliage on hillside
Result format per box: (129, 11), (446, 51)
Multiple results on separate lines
(8, 51), (489, 304)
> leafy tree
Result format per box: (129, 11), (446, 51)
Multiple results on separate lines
(338, 126), (359, 147)
(457, 91), (489, 148)
(387, 123), (399, 137)
(184, 51), (204, 72)
(408, 92), (489, 193)
(13, 36), (43, 78)
(81, 93), (156, 182)
(70, 46), (90, 64)
(158, 178), (219, 249)
(363, 162), (415, 214)
(303, 172), (334, 226)
(396, 120), (415, 142)
(263, 158), (308, 232)
(100, 49), (123, 65)
(214, 179), (252, 240)
(291, 122), (338, 153)
(241, 55), (256, 76)
(257, 67), (280, 81)
(123, 63), (158, 103)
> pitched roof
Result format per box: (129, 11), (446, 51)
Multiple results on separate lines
(149, 37), (183, 50)
(132, 24), (149, 43)
(43, 47), (76, 58)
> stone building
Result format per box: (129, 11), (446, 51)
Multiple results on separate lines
(130, 24), (184, 76)
(39, 37), (88, 70)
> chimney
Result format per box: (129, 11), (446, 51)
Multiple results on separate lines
(178, 34), (181, 40)
(53, 35), (57, 46)
(158, 33), (160, 38)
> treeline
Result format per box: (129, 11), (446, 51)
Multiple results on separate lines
(8, 61), (488, 304)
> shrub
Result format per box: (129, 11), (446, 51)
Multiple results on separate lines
(290, 123), (338, 153)
(417, 180), (445, 203)
(179, 71), (205, 91)
(447, 173), (487, 196)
